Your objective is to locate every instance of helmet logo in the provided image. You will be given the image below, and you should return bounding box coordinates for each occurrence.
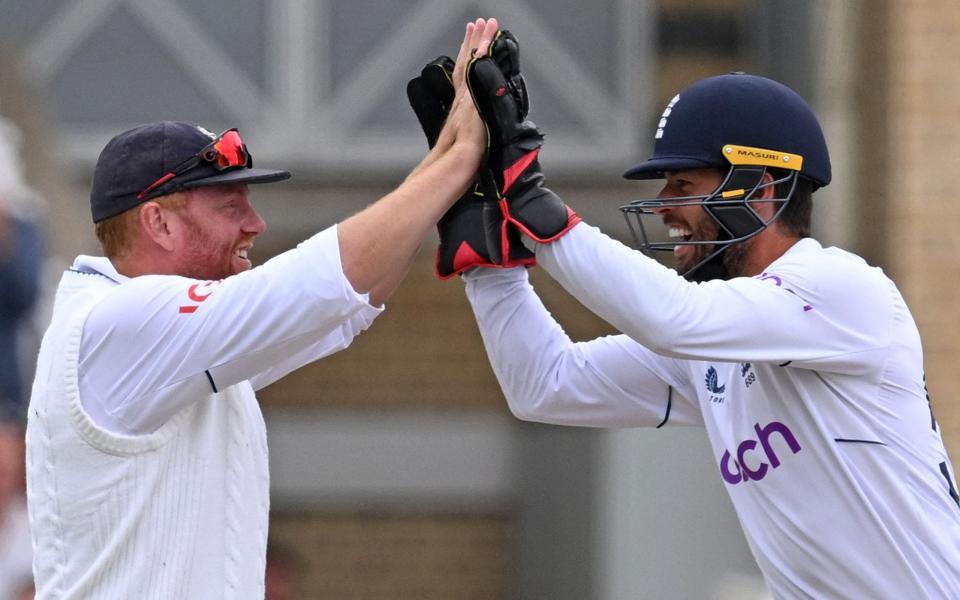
[655,94,680,139]
[722,144,804,172]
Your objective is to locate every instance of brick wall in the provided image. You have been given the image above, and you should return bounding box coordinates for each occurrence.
[257,248,616,412]
[881,0,960,464]
[268,512,515,599]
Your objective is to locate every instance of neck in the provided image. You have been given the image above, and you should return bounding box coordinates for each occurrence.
[109,253,173,278]
[723,226,801,278]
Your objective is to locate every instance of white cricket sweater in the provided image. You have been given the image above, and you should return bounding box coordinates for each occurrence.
[26,226,381,598]
[27,267,270,598]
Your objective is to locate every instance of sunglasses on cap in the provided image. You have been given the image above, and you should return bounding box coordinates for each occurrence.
[137,128,250,200]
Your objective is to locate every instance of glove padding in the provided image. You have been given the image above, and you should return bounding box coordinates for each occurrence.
[467,30,580,242]
[407,54,535,279]
[406,57,455,148]
[435,183,532,279]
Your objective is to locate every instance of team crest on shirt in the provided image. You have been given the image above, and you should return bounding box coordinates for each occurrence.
[740,362,756,387]
[705,366,726,403]
[178,280,222,314]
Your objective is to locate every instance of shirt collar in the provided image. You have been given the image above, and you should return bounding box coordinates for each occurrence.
[70,255,130,284]
[764,237,822,270]
[783,237,821,258]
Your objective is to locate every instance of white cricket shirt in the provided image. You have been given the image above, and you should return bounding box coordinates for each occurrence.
[465,223,960,599]
[77,226,382,435]
[27,225,381,598]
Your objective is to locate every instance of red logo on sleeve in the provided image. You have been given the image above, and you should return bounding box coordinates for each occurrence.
[179,280,221,314]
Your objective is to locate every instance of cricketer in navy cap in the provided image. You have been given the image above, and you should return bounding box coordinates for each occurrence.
[89,121,290,223]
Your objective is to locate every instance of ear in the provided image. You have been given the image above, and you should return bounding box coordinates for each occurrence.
[749,171,779,220]
[137,201,177,252]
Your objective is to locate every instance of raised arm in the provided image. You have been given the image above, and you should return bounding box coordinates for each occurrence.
[464,267,703,427]
[337,18,499,306]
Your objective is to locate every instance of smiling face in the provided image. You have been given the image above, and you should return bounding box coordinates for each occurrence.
[652,168,725,275]
[167,184,266,280]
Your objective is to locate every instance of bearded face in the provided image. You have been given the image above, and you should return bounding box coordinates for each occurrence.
[166,185,265,280]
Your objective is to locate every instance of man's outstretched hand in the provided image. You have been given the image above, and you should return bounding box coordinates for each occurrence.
[467,30,580,243]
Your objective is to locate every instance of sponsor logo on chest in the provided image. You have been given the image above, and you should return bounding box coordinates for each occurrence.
[719,421,803,485]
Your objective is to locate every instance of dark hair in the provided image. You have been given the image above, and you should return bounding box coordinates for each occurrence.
[772,170,813,238]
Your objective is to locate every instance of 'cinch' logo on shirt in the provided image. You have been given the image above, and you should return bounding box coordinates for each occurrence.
[719,421,802,484]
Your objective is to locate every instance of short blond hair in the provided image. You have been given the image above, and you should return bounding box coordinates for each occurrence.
[94,191,189,257]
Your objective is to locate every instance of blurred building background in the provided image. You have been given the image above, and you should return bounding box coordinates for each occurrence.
[1,0,958,598]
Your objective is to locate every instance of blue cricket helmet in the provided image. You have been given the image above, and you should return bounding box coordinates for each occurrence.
[619,73,831,282]
[623,73,831,189]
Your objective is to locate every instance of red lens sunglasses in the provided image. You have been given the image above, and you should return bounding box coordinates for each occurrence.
[137,129,250,200]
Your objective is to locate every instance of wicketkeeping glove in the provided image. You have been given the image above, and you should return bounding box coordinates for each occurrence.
[407,55,535,279]
[406,56,455,148]
[467,30,580,243]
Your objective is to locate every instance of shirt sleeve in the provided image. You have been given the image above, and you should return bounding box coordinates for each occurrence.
[246,311,375,391]
[79,225,382,434]
[535,223,892,375]
[464,267,702,428]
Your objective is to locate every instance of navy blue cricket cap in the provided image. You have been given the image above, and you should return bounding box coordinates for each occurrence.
[90,121,291,223]
[624,73,831,189]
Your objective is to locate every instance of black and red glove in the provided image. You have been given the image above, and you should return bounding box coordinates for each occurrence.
[434,183,521,279]
[407,55,535,279]
[466,30,580,243]
[406,56,455,148]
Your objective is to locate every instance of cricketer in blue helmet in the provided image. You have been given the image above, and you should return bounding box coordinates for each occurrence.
[439,44,960,598]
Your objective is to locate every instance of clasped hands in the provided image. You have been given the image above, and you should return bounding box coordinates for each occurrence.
[407,18,580,279]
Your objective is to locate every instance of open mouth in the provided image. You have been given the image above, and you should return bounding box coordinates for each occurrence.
[668,226,693,256]
[233,246,253,270]
[668,226,693,243]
